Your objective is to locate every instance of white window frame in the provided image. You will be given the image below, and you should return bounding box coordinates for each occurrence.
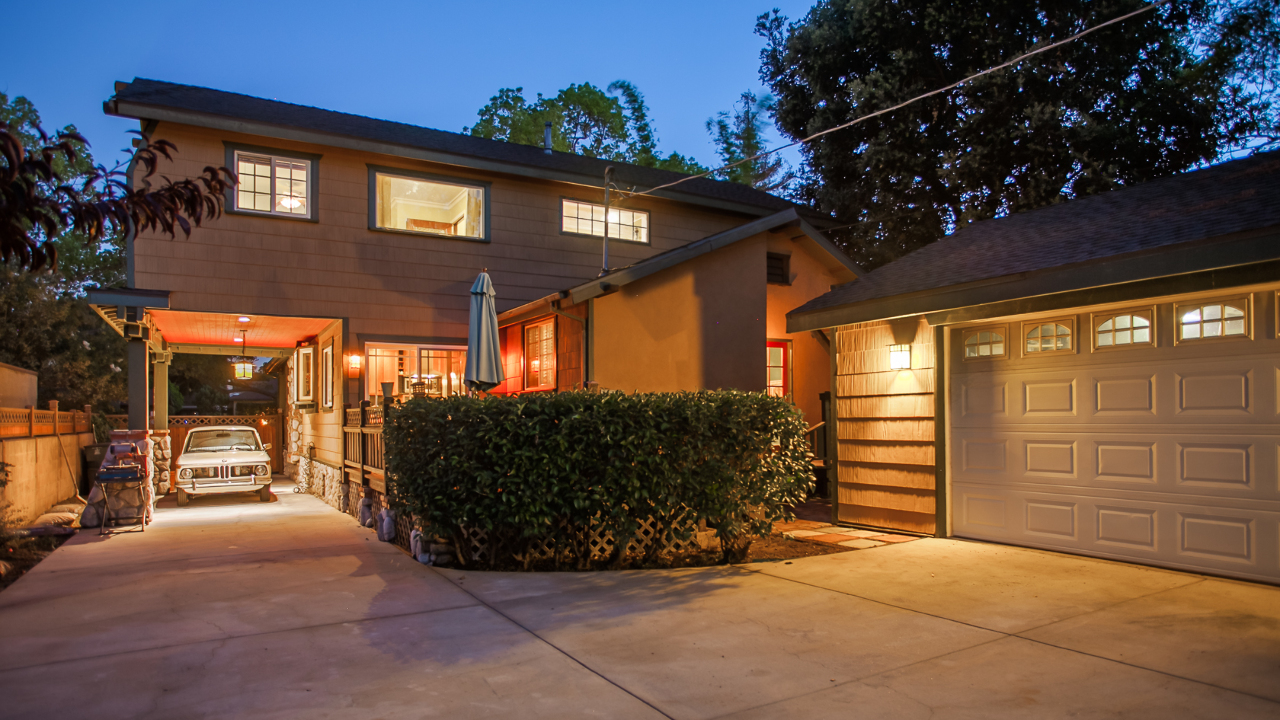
[561,198,650,244]
[368,166,489,241]
[232,150,314,219]
[1174,296,1252,344]
[1021,317,1076,357]
[320,342,334,410]
[961,325,1008,361]
[295,346,315,403]
[364,342,468,401]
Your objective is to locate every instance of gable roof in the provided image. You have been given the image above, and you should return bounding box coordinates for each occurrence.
[106,78,801,218]
[788,149,1280,332]
[499,208,861,324]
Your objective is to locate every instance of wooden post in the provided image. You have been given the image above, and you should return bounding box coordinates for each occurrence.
[49,400,59,436]
[27,405,34,438]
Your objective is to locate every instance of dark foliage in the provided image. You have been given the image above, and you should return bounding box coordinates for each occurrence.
[384,391,813,569]
[1,122,236,272]
[758,0,1280,269]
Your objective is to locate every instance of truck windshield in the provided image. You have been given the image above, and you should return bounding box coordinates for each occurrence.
[185,429,262,453]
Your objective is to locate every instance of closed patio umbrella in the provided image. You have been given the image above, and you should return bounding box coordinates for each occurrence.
[464,269,505,392]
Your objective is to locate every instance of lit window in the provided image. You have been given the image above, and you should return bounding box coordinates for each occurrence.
[963,329,1005,359]
[1178,299,1248,341]
[234,151,311,218]
[767,341,789,398]
[1095,311,1152,348]
[524,320,556,390]
[366,344,466,401]
[1025,320,1073,354]
[418,348,467,398]
[372,169,485,239]
[562,199,649,243]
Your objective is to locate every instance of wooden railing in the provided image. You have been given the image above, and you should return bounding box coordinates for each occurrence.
[805,421,827,467]
[0,404,92,439]
[343,402,386,492]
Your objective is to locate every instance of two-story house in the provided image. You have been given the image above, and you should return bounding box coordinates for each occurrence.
[89,79,859,506]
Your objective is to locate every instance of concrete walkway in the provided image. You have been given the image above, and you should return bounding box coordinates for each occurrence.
[1,481,1278,719]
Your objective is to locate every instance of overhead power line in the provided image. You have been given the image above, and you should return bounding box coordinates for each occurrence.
[623,0,1172,201]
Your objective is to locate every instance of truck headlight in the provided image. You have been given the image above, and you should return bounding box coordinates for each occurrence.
[255,465,269,476]
[179,468,193,480]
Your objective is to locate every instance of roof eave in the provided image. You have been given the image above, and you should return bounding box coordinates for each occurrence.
[786,225,1280,332]
[106,98,783,219]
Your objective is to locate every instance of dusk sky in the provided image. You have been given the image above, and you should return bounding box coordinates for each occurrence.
[4,0,816,172]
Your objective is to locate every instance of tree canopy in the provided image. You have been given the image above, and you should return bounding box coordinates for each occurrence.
[466,81,707,174]
[706,91,793,192]
[758,0,1280,269]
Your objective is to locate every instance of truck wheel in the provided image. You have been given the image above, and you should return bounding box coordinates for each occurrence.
[177,488,189,507]
[259,484,272,502]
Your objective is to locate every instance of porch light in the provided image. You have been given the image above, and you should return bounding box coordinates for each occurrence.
[346,353,362,379]
[889,344,912,370]
[234,360,253,379]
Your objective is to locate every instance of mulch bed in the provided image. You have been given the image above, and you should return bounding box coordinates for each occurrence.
[745,534,854,562]
[1,534,70,592]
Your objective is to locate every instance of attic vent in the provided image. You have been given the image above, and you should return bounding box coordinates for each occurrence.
[766,253,791,285]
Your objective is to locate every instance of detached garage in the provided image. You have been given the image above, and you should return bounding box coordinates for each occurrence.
[788,150,1280,584]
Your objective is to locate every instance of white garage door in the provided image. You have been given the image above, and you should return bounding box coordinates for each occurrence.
[949,292,1280,584]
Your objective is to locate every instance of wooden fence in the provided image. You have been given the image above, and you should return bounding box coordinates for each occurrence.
[105,412,284,472]
[342,403,385,492]
[0,405,92,439]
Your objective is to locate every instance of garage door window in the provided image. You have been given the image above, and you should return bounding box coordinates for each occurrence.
[1094,310,1153,349]
[1023,319,1074,355]
[963,327,1006,359]
[1176,298,1249,342]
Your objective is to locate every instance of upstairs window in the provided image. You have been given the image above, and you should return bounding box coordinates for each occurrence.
[1094,310,1153,349]
[766,253,791,284]
[371,167,486,240]
[524,320,556,391]
[1023,319,1074,356]
[1177,298,1249,342]
[562,199,649,243]
[963,328,1006,359]
[234,151,312,218]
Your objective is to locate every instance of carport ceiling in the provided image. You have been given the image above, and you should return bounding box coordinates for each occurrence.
[149,310,334,349]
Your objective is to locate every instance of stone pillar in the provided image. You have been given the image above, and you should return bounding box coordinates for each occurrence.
[127,335,150,431]
[153,353,169,431]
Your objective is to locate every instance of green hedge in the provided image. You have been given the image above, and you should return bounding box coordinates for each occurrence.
[384,390,814,569]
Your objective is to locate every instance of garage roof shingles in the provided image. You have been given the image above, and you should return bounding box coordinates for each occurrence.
[110,78,798,215]
[791,149,1280,318]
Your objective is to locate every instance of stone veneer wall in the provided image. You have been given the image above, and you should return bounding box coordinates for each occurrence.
[299,456,345,512]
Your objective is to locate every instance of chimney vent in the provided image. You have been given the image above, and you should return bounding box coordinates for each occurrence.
[544,121,553,155]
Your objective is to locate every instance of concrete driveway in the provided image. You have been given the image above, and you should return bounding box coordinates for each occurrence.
[1,482,1277,719]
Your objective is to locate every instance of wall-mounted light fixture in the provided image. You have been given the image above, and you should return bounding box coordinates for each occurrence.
[346,353,362,379]
[889,344,912,370]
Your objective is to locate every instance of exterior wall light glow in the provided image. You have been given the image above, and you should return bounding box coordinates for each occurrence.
[889,344,912,370]
[346,353,362,379]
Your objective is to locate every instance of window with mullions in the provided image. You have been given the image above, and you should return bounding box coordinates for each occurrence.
[766,341,790,398]
[234,151,311,218]
[562,199,649,243]
[1094,310,1153,349]
[963,328,1006,359]
[1176,298,1249,342]
[1023,319,1074,355]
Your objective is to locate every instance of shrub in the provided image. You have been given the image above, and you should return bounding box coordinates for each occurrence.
[384,390,813,569]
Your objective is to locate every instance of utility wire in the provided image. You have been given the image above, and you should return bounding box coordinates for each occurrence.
[623,0,1172,201]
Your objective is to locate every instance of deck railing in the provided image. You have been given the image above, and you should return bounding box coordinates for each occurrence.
[0,404,92,439]
[342,402,386,492]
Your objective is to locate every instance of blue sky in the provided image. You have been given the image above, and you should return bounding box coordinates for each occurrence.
[3,0,816,172]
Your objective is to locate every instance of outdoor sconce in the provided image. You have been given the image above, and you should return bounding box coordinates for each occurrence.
[346,353,362,379]
[889,344,912,370]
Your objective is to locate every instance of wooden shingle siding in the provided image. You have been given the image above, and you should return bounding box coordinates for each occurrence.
[834,317,937,534]
[555,303,587,392]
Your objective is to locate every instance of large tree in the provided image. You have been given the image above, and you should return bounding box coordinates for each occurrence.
[706,91,794,192]
[759,0,1280,269]
[466,81,706,174]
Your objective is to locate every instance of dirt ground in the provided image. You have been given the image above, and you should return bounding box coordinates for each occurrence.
[1,535,68,592]
[745,533,853,562]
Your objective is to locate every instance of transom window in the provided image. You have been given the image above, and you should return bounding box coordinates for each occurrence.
[1177,299,1248,341]
[524,320,556,391]
[963,328,1006,359]
[1095,311,1152,349]
[562,199,649,243]
[1024,319,1074,355]
[372,168,486,239]
[235,151,311,217]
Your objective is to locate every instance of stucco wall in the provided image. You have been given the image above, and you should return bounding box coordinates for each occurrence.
[593,234,767,393]
[1,433,91,525]
[765,234,849,424]
[0,362,37,409]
